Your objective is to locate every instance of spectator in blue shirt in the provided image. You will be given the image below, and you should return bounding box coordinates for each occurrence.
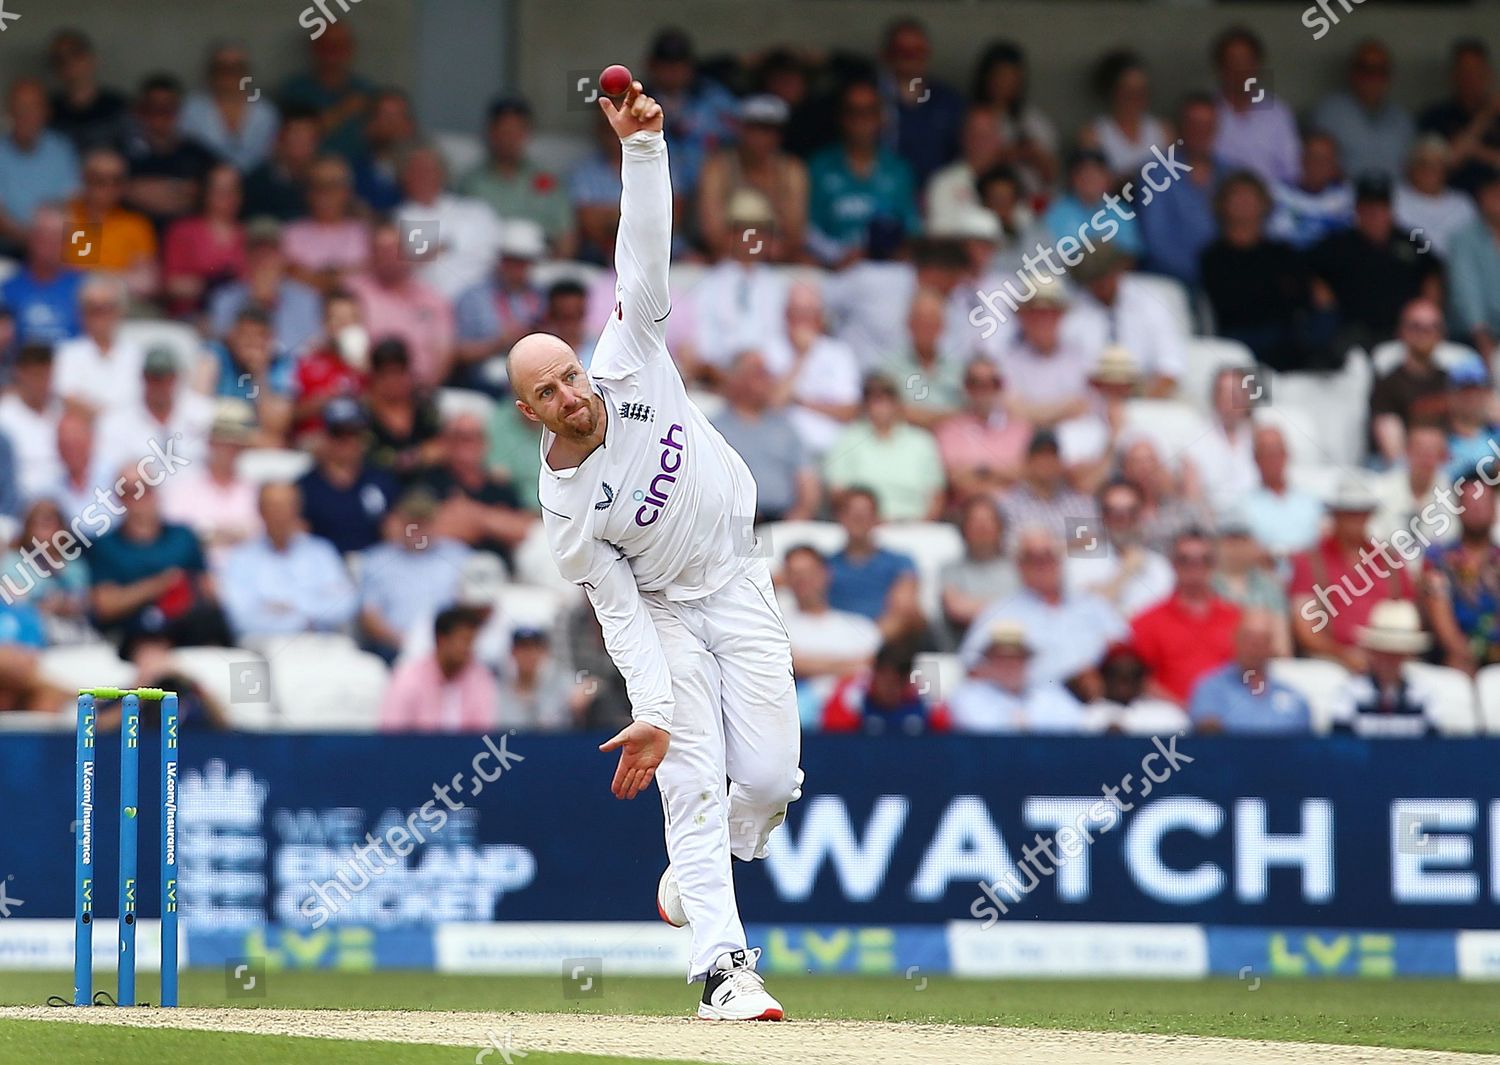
[877,18,964,188]
[219,482,357,640]
[1042,148,1144,259]
[808,80,920,266]
[1189,608,1311,733]
[276,21,377,161]
[88,465,231,650]
[208,218,322,357]
[0,206,86,344]
[642,28,738,201]
[296,396,399,554]
[826,487,926,643]
[356,487,471,661]
[0,77,81,252]
[1139,93,1223,288]
[1446,171,1500,357]
[453,219,546,396]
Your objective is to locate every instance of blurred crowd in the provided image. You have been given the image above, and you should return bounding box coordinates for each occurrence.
[2,19,1500,737]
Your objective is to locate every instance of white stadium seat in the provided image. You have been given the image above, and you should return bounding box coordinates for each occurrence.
[874,520,965,621]
[237,447,315,485]
[0,709,71,732]
[1403,661,1479,736]
[118,319,206,377]
[1180,337,1255,414]
[512,522,586,600]
[495,583,571,633]
[1130,272,1195,338]
[1370,338,1479,377]
[1268,657,1351,734]
[1473,665,1500,735]
[171,645,278,731]
[263,638,389,731]
[39,642,135,693]
[1121,399,1211,472]
[911,651,964,708]
[761,520,845,571]
[532,258,605,292]
[432,129,484,181]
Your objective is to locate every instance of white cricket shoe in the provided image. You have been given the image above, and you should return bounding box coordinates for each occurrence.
[656,865,687,928]
[697,947,784,1021]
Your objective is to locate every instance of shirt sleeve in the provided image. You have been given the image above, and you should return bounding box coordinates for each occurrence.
[547,517,674,731]
[590,130,673,382]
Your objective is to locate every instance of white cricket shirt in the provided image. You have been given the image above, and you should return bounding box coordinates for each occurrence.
[538,130,759,733]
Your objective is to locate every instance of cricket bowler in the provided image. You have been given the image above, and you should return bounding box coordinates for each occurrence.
[508,81,802,1021]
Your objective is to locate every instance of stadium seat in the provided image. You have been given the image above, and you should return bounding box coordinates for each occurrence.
[431,129,485,180]
[761,520,845,571]
[118,319,205,377]
[874,520,965,620]
[1180,337,1255,414]
[911,651,964,708]
[1268,657,1351,734]
[237,447,315,485]
[0,709,70,732]
[532,259,605,292]
[511,522,587,601]
[668,262,707,294]
[1252,402,1330,471]
[436,387,497,423]
[496,583,571,633]
[1130,272,1195,338]
[171,646,278,731]
[0,257,16,284]
[264,639,389,731]
[39,642,134,693]
[1403,661,1480,735]
[1287,462,1345,502]
[1370,338,1478,377]
[1121,399,1211,471]
[1473,665,1500,734]
[689,389,725,419]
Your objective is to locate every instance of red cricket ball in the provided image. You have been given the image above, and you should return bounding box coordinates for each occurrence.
[599,64,633,97]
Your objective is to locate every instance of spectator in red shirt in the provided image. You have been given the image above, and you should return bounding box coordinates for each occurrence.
[1130,527,1241,704]
[1291,476,1417,672]
[293,288,368,438]
[821,640,950,735]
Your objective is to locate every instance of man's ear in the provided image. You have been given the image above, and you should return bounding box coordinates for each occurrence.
[515,398,540,423]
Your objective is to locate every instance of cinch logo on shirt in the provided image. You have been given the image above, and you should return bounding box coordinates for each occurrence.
[634,424,685,527]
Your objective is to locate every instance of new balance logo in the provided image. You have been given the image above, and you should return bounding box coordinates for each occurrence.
[595,482,615,510]
[618,402,653,422]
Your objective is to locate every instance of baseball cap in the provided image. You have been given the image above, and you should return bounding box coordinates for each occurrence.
[649,28,694,63]
[143,345,178,377]
[323,395,367,432]
[1448,356,1491,389]
[210,398,257,444]
[726,187,776,226]
[983,619,1033,655]
[1026,428,1061,455]
[511,626,549,644]
[1354,173,1394,204]
[930,204,1001,242]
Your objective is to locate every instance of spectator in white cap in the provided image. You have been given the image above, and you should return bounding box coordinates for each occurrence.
[1066,246,1185,398]
[692,187,789,375]
[1057,345,1139,491]
[698,93,807,262]
[1328,600,1439,737]
[948,618,1088,733]
[1289,474,1416,671]
[453,217,546,394]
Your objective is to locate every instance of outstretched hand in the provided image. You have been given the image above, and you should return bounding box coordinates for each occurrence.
[599,720,670,799]
[600,82,664,139]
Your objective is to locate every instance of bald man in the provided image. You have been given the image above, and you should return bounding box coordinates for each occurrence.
[508,84,799,1021]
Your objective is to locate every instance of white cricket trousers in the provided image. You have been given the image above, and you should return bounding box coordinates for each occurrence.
[642,561,803,981]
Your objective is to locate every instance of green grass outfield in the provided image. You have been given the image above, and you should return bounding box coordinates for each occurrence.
[1,970,1497,1063]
